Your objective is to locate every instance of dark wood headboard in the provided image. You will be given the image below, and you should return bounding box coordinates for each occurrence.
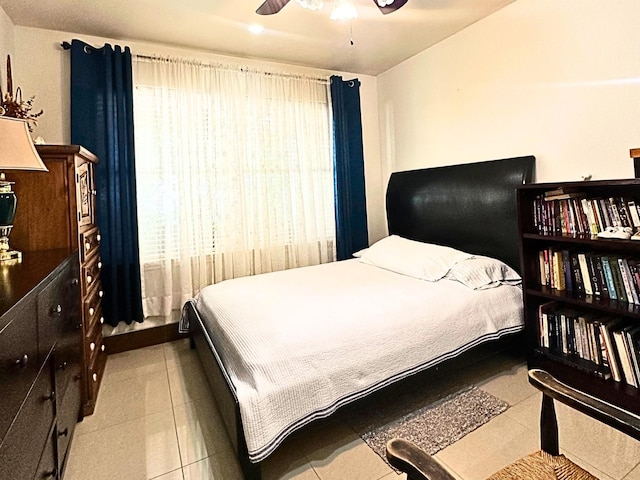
[386,156,535,271]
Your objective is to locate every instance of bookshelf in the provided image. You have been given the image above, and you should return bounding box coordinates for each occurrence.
[517,179,640,417]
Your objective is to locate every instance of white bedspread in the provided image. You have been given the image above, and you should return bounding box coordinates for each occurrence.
[189,259,523,462]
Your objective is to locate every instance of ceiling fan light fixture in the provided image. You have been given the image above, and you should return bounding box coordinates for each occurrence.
[295,0,324,10]
[330,0,358,21]
[376,0,395,5]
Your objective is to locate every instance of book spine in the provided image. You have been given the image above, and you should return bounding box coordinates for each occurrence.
[600,256,618,300]
[599,321,623,382]
[577,253,593,295]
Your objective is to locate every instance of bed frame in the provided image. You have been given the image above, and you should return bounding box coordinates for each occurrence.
[185,155,535,480]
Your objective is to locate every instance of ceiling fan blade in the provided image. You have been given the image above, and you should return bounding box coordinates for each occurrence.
[373,0,408,15]
[256,0,291,15]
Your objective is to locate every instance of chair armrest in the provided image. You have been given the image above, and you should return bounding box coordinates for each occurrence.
[386,438,457,480]
[528,369,640,441]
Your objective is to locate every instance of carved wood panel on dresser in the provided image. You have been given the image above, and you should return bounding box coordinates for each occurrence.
[10,144,106,417]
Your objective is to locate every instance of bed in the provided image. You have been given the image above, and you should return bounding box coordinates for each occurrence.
[181,155,535,480]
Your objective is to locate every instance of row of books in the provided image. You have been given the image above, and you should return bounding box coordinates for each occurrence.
[537,301,640,387]
[532,188,640,237]
[538,248,640,304]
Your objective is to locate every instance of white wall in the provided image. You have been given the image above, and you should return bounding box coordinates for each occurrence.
[0,6,15,97]
[378,0,640,184]
[10,26,386,243]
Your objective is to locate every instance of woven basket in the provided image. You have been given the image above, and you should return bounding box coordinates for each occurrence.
[487,450,599,480]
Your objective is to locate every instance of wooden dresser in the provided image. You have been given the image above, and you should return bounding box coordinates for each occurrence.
[0,249,82,480]
[10,144,106,416]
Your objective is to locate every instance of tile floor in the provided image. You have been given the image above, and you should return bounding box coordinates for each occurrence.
[64,339,640,480]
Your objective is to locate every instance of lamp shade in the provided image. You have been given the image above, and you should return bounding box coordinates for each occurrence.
[0,117,48,172]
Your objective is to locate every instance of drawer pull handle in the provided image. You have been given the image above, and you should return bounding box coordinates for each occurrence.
[101,345,105,352]
[100,316,105,325]
[89,307,95,315]
[58,427,69,438]
[85,242,91,251]
[99,290,104,298]
[51,304,62,315]
[87,275,93,284]
[97,234,101,242]
[15,354,28,368]
[90,342,96,351]
[72,278,79,285]
[44,391,56,402]
[98,261,103,269]
[92,373,97,382]
[92,189,97,196]
[57,362,68,371]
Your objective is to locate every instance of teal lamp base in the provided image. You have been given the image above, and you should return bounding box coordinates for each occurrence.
[0,182,21,262]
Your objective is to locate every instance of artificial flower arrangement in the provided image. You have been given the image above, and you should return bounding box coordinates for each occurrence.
[0,55,43,132]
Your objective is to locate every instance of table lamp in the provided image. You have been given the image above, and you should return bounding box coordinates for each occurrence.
[0,117,48,261]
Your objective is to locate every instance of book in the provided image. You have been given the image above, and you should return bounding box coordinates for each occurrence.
[600,256,618,300]
[538,301,557,349]
[628,200,640,229]
[577,253,593,295]
[609,257,628,303]
[591,254,608,298]
[586,254,601,296]
[619,258,640,305]
[612,322,639,387]
[626,325,640,386]
[570,252,585,294]
[598,317,625,382]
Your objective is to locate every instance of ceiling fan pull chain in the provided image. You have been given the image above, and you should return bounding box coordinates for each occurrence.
[350,23,354,46]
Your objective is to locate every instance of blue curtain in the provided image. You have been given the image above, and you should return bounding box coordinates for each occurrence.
[330,76,368,260]
[67,39,143,326]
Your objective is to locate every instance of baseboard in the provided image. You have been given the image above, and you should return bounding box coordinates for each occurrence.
[103,322,189,354]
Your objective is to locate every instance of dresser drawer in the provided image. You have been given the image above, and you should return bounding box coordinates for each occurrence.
[34,427,58,480]
[87,347,107,405]
[0,357,56,480]
[0,301,39,442]
[83,280,104,332]
[56,374,82,474]
[79,225,101,264]
[36,273,68,361]
[85,317,105,367]
[81,254,102,297]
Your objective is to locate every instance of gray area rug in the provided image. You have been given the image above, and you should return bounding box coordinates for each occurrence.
[349,386,509,467]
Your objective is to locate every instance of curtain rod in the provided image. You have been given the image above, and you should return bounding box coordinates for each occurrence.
[61,42,329,83]
[133,53,330,83]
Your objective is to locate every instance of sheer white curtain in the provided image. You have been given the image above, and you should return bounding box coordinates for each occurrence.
[132,56,336,318]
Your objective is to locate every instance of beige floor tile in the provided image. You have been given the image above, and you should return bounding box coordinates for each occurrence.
[64,409,181,480]
[624,462,640,480]
[554,403,640,479]
[174,400,235,466]
[182,455,244,480]
[477,362,538,406]
[75,369,172,434]
[152,469,185,480]
[164,338,201,370]
[103,344,167,385]
[306,433,393,480]
[435,413,539,480]
[501,390,541,432]
[379,472,407,480]
[262,440,321,480]
[167,359,215,406]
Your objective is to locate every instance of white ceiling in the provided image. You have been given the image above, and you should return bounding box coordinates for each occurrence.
[0,0,515,76]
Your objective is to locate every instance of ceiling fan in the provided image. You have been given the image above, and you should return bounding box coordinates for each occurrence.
[256,0,408,16]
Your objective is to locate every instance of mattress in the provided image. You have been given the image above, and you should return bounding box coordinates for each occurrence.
[185,258,524,462]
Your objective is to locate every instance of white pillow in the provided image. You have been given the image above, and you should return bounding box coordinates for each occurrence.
[354,235,472,281]
[445,256,521,290]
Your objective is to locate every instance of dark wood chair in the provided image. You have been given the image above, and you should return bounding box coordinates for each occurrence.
[386,369,640,480]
